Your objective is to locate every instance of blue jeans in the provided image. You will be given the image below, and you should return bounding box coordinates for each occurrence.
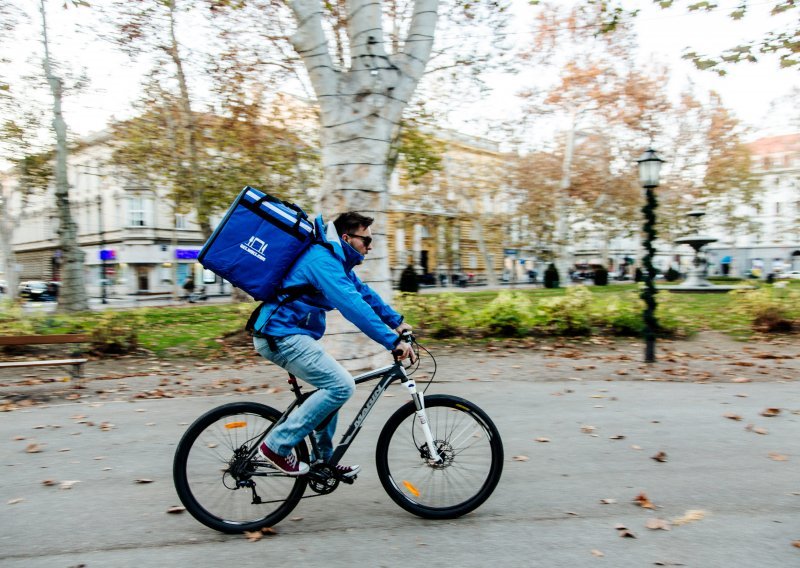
[253,334,355,461]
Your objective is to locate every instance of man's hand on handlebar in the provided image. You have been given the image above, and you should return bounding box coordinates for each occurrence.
[395,322,413,334]
[393,340,417,364]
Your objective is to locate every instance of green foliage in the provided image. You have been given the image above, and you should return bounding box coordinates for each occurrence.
[731,286,799,332]
[396,124,445,184]
[0,300,36,335]
[88,311,141,354]
[473,291,532,337]
[395,293,469,338]
[532,287,593,335]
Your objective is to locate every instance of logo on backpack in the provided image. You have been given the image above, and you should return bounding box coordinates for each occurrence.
[240,235,268,261]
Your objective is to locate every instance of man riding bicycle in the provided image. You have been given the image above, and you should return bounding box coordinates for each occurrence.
[250,212,416,477]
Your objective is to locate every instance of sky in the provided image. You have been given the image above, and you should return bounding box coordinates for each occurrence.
[3,0,799,145]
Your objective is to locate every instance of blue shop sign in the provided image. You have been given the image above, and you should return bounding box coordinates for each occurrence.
[176,249,200,260]
[99,249,116,261]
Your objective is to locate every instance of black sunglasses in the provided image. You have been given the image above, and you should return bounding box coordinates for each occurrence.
[346,233,373,247]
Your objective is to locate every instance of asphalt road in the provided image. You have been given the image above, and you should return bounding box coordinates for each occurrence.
[1,374,798,568]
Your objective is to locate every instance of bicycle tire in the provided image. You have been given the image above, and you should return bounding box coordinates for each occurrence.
[375,394,503,519]
[173,401,308,533]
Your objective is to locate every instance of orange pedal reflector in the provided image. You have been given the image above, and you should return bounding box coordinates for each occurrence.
[403,480,420,497]
[224,421,247,429]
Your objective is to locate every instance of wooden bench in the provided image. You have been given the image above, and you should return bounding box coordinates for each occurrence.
[0,334,91,381]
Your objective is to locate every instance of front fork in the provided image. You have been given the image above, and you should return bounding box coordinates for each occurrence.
[401,369,443,464]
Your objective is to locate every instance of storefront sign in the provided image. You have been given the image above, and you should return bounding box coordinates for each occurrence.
[176,249,200,260]
[100,249,116,261]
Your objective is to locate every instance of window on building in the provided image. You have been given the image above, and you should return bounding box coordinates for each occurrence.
[128,196,147,227]
[775,202,781,215]
[175,213,187,230]
[469,254,477,269]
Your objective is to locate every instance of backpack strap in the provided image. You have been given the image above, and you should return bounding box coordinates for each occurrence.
[245,284,320,337]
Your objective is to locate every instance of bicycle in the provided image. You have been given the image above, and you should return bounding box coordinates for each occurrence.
[172,333,504,533]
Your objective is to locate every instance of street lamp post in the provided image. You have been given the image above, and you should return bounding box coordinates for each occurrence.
[96,195,107,305]
[637,148,664,364]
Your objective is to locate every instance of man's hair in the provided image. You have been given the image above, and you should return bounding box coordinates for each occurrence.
[333,212,373,236]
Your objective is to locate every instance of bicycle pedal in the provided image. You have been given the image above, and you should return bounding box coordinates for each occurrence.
[340,475,356,484]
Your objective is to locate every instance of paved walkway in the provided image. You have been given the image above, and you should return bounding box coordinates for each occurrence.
[0,333,798,567]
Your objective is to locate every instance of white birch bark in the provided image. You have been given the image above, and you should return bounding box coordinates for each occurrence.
[289,0,438,369]
[0,180,18,302]
[40,0,88,312]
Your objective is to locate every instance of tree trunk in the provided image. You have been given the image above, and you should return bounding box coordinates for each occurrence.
[167,1,210,239]
[473,216,497,286]
[290,0,438,370]
[554,107,578,285]
[0,181,19,302]
[40,0,88,312]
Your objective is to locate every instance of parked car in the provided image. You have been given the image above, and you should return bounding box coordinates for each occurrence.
[777,270,800,280]
[18,280,59,301]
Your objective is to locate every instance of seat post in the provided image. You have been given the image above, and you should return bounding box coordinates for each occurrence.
[287,373,303,397]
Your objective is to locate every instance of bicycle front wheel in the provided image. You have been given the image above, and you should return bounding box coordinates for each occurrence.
[375,394,503,519]
[173,401,308,533]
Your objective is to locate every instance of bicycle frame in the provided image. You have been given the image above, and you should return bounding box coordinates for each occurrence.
[250,358,442,468]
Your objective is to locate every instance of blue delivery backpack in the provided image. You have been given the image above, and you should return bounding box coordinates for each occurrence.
[198,186,315,300]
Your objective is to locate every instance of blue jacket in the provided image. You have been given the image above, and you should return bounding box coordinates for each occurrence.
[252,215,404,351]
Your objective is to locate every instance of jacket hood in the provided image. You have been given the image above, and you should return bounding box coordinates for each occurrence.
[314,214,364,271]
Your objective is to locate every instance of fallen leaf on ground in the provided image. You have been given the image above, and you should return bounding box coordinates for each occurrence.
[60,480,80,490]
[633,492,655,509]
[512,455,529,462]
[768,453,788,461]
[166,506,185,514]
[135,478,154,484]
[7,498,24,505]
[609,435,626,440]
[723,413,742,421]
[761,408,781,417]
[581,425,596,433]
[745,424,768,435]
[671,510,706,525]
[732,377,751,383]
[792,541,800,548]
[600,498,616,504]
[535,437,550,443]
[645,518,671,531]
[651,451,668,463]
[42,479,57,486]
[590,549,604,557]
[261,527,277,535]
[25,443,43,453]
[244,531,263,542]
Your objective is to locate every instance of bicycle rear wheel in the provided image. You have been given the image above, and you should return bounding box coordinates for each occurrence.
[173,401,308,533]
[375,394,503,519]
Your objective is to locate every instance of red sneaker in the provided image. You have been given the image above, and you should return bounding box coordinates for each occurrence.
[258,443,309,476]
[332,463,361,478]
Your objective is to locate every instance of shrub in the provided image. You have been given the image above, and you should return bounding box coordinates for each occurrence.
[394,293,468,338]
[543,263,560,288]
[473,291,531,337]
[89,311,142,354]
[592,290,683,337]
[731,287,798,333]
[593,267,609,286]
[532,287,593,335]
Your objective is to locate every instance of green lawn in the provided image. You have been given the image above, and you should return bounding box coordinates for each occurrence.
[1,281,797,357]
